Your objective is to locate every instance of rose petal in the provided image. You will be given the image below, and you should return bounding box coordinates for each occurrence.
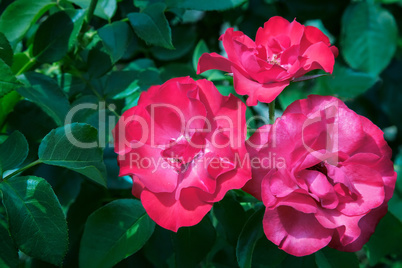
[336,165,385,216]
[329,205,388,251]
[256,17,304,47]
[263,206,333,257]
[299,170,339,209]
[300,25,331,53]
[197,52,233,74]
[299,42,335,75]
[141,187,213,232]
[220,28,256,67]
[118,143,178,193]
[315,208,363,246]
[231,66,289,106]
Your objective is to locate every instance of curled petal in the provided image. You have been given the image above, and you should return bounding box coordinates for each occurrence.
[197,52,233,74]
[232,66,289,106]
[263,206,333,257]
[299,42,335,75]
[141,188,213,232]
[256,16,304,47]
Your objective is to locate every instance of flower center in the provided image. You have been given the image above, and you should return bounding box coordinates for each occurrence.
[307,161,328,176]
[162,135,204,174]
[267,54,281,65]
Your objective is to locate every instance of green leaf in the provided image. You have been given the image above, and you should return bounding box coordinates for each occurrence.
[0,131,28,173]
[150,24,196,61]
[70,95,117,146]
[79,199,155,268]
[341,2,398,75]
[389,149,402,221]
[311,63,378,99]
[98,21,134,63]
[65,9,87,50]
[17,72,70,126]
[176,0,247,10]
[0,58,21,99]
[192,39,209,72]
[0,33,13,67]
[160,63,196,82]
[11,53,35,75]
[142,226,174,267]
[173,216,216,267]
[65,181,109,265]
[365,213,402,266]
[315,247,358,268]
[103,70,139,98]
[0,0,56,43]
[87,48,113,78]
[0,91,20,129]
[213,193,247,244]
[69,0,117,20]
[251,237,287,267]
[38,123,107,187]
[33,11,75,63]
[0,176,68,266]
[236,205,265,268]
[278,81,311,110]
[95,0,117,20]
[0,198,18,268]
[128,3,174,49]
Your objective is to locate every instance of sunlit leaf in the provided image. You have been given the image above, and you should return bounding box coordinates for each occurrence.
[128,3,174,49]
[341,2,398,75]
[0,176,68,266]
[38,123,107,187]
[79,199,155,268]
[0,131,28,174]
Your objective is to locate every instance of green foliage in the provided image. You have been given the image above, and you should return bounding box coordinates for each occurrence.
[33,11,76,63]
[98,21,134,63]
[341,2,398,76]
[0,200,18,268]
[79,199,155,268]
[17,72,70,126]
[173,216,216,267]
[0,0,56,43]
[0,0,401,266]
[315,247,359,268]
[128,3,173,49]
[365,213,402,265]
[0,59,21,98]
[38,123,107,186]
[0,131,28,175]
[311,63,379,99]
[0,176,68,266]
[0,33,13,67]
[176,0,247,11]
[236,205,265,268]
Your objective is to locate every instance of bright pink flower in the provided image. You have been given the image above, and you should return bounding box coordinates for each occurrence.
[197,16,338,106]
[244,95,396,256]
[113,76,251,232]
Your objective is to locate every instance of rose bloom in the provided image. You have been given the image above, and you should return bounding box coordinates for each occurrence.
[244,95,396,256]
[113,77,251,232]
[197,16,338,106]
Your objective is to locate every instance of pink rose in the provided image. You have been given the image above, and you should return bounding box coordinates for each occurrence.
[244,95,396,256]
[197,16,338,106]
[113,77,251,232]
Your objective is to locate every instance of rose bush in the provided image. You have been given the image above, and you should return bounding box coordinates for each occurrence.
[244,95,396,256]
[197,16,338,106]
[113,76,251,232]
